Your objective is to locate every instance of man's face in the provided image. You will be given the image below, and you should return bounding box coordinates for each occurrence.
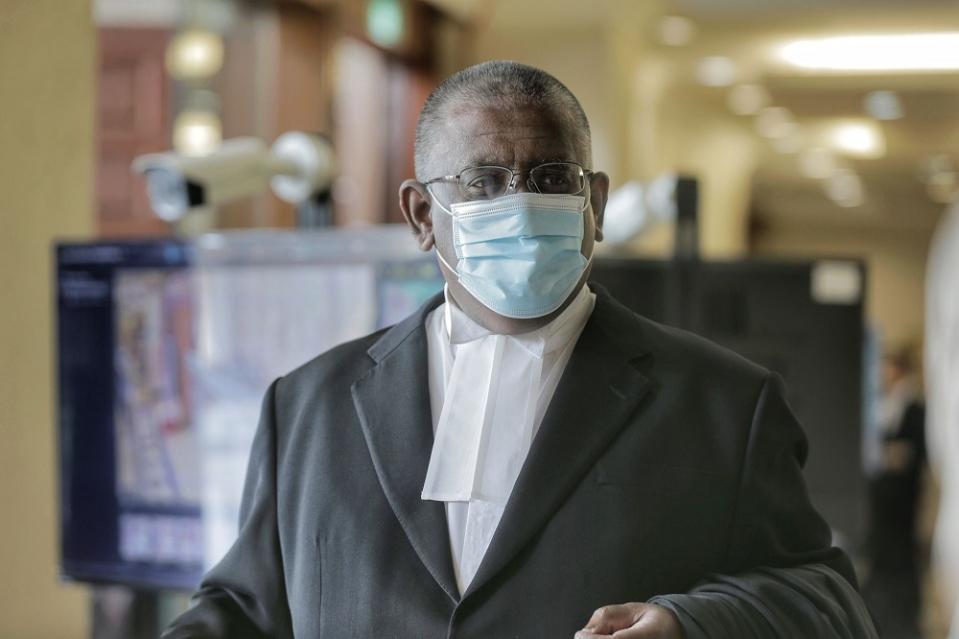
[400,104,609,335]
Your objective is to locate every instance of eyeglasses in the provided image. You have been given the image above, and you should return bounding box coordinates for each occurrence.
[423,162,593,205]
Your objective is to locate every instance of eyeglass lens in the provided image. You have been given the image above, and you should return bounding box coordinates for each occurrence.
[457,163,586,201]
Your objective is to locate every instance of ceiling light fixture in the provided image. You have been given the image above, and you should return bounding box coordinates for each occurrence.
[755,106,797,139]
[727,84,771,116]
[864,91,904,120]
[173,110,222,157]
[778,32,959,72]
[658,16,697,47]
[166,29,224,80]
[825,170,865,208]
[800,147,839,180]
[696,56,737,87]
[831,121,885,158]
[771,129,804,154]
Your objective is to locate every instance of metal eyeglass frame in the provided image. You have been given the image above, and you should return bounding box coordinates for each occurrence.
[422,161,595,203]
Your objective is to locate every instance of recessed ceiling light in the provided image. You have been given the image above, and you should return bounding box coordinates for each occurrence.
[864,91,904,121]
[927,178,958,204]
[727,84,771,116]
[800,147,839,180]
[173,110,222,157]
[919,154,958,203]
[658,16,696,47]
[919,153,955,181]
[778,32,959,72]
[166,29,224,80]
[696,56,737,87]
[772,129,804,154]
[825,170,865,208]
[755,106,796,139]
[831,121,885,158]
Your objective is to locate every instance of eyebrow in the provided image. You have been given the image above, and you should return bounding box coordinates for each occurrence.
[460,157,575,169]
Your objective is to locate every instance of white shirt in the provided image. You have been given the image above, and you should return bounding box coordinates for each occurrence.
[423,284,596,594]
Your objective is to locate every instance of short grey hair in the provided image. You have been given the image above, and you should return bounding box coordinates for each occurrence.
[413,60,592,181]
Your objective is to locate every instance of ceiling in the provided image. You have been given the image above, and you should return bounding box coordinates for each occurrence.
[428,0,958,29]
[427,0,959,232]
[675,0,956,16]
[654,4,959,231]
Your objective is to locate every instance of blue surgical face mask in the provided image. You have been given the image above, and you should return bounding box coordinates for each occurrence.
[430,191,592,319]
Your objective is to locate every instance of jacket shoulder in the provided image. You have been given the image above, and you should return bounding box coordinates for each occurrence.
[275,326,389,400]
[271,291,443,420]
[645,315,767,382]
[598,290,770,390]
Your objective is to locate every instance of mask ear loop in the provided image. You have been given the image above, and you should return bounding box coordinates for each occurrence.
[579,175,593,212]
[425,183,455,217]
[435,244,458,275]
[579,183,596,263]
[425,184,460,276]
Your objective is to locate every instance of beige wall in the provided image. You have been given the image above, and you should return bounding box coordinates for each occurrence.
[651,100,758,258]
[0,1,95,637]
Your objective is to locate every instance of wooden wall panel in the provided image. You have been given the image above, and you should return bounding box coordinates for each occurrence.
[96,28,172,238]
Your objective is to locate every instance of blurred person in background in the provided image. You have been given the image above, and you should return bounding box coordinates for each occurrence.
[863,346,926,639]
[926,201,959,639]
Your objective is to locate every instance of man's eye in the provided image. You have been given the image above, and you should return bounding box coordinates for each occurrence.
[465,176,499,193]
[537,173,573,190]
[465,178,488,190]
[540,174,569,186]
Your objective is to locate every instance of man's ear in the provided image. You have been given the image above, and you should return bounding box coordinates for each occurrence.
[588,171,610,243]
[399,179,434,251]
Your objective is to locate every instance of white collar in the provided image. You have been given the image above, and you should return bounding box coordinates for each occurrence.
[442,284,595,359]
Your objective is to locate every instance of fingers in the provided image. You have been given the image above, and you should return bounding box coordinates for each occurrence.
[577,603,643,636]
[609,609,678,638]
[575,603,682,639]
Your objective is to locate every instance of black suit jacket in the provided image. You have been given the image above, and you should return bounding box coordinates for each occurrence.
[164,285,877,638]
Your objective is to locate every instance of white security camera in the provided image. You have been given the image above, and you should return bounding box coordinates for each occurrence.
[601,174,681,245]
[132,132,335,223]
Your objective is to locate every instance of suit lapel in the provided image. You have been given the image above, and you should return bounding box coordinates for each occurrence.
[350,294,461,603]
[462,288,654,600]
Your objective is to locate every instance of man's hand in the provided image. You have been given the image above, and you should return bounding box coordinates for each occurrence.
[574,603,684,639]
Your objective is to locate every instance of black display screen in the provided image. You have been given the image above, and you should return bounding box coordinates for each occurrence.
[56,240,204,591]
[591,257,867,546]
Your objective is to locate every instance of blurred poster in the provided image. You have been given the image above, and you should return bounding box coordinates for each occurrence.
[114,269,198,508]
[192,263,379,567]
[113,269,203,568]
[377,260,443,328]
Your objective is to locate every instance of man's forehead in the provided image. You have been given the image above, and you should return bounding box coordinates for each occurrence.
[434,104,579,169]
[447,102,566,133]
